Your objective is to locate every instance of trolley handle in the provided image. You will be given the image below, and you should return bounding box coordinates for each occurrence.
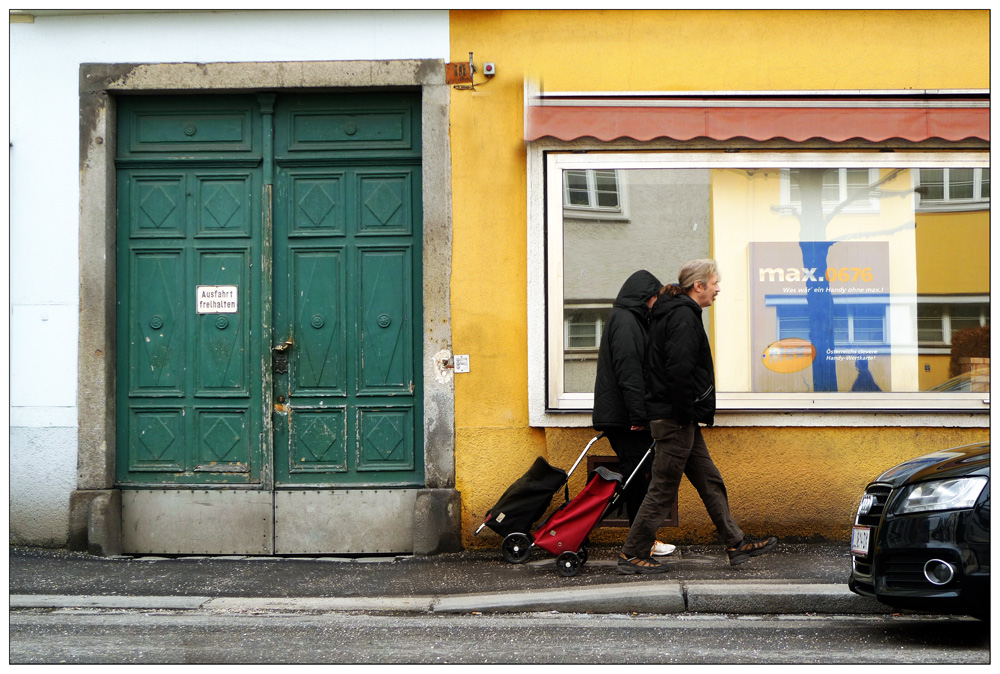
[566,432,605,480]
[599,441,655,522]
[561,432,605,503]
[621,442,655,491]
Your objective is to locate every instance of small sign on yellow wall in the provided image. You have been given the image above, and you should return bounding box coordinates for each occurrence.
[445,62,473,84]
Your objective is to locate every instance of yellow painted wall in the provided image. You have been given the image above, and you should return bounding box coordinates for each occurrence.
[449,10,989,548]
[916,210,990,296]
[544,427,988,545]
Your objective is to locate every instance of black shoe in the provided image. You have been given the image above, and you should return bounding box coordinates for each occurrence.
[727,536,778,567]
[617,553,669,575]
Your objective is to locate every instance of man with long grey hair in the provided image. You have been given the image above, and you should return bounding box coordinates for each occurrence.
[617,259,778,574]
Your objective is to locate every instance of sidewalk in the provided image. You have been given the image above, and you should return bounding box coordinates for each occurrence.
[9,543,889,616]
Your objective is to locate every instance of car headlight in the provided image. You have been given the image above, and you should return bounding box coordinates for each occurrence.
[891,476,988,515]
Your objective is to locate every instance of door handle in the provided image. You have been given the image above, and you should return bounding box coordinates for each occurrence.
[272,340,293,374]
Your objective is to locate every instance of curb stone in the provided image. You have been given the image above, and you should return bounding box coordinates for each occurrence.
[11,582,890,615]
[684,583,890,615]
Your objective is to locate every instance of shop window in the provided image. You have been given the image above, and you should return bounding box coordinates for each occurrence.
[541,153,989,412]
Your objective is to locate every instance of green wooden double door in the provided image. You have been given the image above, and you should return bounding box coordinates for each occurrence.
[116,92,423,497]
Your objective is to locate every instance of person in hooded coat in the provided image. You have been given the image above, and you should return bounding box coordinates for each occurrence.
[592,269,676,558]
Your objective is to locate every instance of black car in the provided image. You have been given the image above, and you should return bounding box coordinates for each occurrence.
[848,442,990,620]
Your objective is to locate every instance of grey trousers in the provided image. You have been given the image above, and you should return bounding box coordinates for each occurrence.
[622,418,744,557]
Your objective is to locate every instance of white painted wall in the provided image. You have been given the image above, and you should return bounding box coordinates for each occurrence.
[8,9,450,546]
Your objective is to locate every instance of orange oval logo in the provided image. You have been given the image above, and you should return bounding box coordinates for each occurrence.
[762,338,817,373]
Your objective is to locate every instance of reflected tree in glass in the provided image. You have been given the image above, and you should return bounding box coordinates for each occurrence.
[782,169,906,392]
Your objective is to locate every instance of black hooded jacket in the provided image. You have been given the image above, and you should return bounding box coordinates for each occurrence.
[644,292,716,426]
[592,270,662,430]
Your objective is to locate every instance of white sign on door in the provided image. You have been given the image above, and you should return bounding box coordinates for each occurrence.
[196,285,239,314]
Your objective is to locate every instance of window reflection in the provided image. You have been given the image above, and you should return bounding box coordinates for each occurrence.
[561,169,710,393]
[559,165,989,399]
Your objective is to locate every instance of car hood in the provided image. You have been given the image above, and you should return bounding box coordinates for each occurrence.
[873,442,990,487]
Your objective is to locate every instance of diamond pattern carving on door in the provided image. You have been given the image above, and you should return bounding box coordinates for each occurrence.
[197,175,252,236]
[131,409,184,471]
[133,252,184,393]
[359,248,410,392]
[292,173,345,235]
[290,409,347,472]
[357,407,413,471]
[359,174,410,233]
[197,409,249,472]
[134,175,185,236]
[292,250,344,394]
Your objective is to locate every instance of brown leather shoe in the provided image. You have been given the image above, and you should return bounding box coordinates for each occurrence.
[727,536,778,566]
[617,552,669,575]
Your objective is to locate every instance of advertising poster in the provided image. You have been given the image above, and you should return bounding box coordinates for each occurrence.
[750,241,891,394]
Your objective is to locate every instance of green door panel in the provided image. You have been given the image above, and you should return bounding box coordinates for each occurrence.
[130,174,187,237]
[119,101,256,156]
[358,246,412,393]
[128,408,185,473]
[196,251,249,395]
[357,406,415,473]
[130,250,185,395]
[291,249,345,393]
[272,92,422,486]
[288,408,348,474]
[358,170,414,235]
[275,93,420,157]
[117,96,264,486]
[117,91,422,489]
[288,171,347,235]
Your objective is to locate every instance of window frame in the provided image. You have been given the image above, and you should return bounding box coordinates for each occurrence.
[780,168,882,214]
[562,168,630,220]
[917,296,990,353]
[563,303,610,353]
[772,295,890,350]
[528,149,990,427]
[915,167,990,211]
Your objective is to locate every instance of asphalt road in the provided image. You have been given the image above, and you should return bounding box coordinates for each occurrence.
[10,609,990,664]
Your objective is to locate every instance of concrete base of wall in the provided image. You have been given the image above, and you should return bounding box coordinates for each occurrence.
[71,487,461,557]
[68,489,122,557]
[413,488,463,555]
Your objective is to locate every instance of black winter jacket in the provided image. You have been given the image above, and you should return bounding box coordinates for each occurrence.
[592,270,662,430]
[644,293,716,426]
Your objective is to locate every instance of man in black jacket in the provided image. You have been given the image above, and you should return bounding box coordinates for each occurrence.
[617,260,777,574]
[593,270,675,558]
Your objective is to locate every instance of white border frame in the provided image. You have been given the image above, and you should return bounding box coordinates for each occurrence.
[527,149,990,428]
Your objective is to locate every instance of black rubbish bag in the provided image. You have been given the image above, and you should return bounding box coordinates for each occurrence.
[482,457,567,538]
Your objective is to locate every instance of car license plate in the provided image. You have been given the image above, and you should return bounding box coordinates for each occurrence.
[851,526,871,556]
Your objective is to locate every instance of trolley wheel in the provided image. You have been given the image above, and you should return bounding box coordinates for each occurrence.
[577,546,589,565]
[556,551,583,577]
[501,533,532,564]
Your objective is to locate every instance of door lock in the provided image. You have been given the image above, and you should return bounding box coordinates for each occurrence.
[272,340,293,374]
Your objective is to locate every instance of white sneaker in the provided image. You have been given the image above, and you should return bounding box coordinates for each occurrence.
[651,540,676,556]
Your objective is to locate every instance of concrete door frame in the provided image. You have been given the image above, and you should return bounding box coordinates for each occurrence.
[73,60,458,556]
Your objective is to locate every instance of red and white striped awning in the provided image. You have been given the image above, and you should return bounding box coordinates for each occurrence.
[524,90,989,143]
